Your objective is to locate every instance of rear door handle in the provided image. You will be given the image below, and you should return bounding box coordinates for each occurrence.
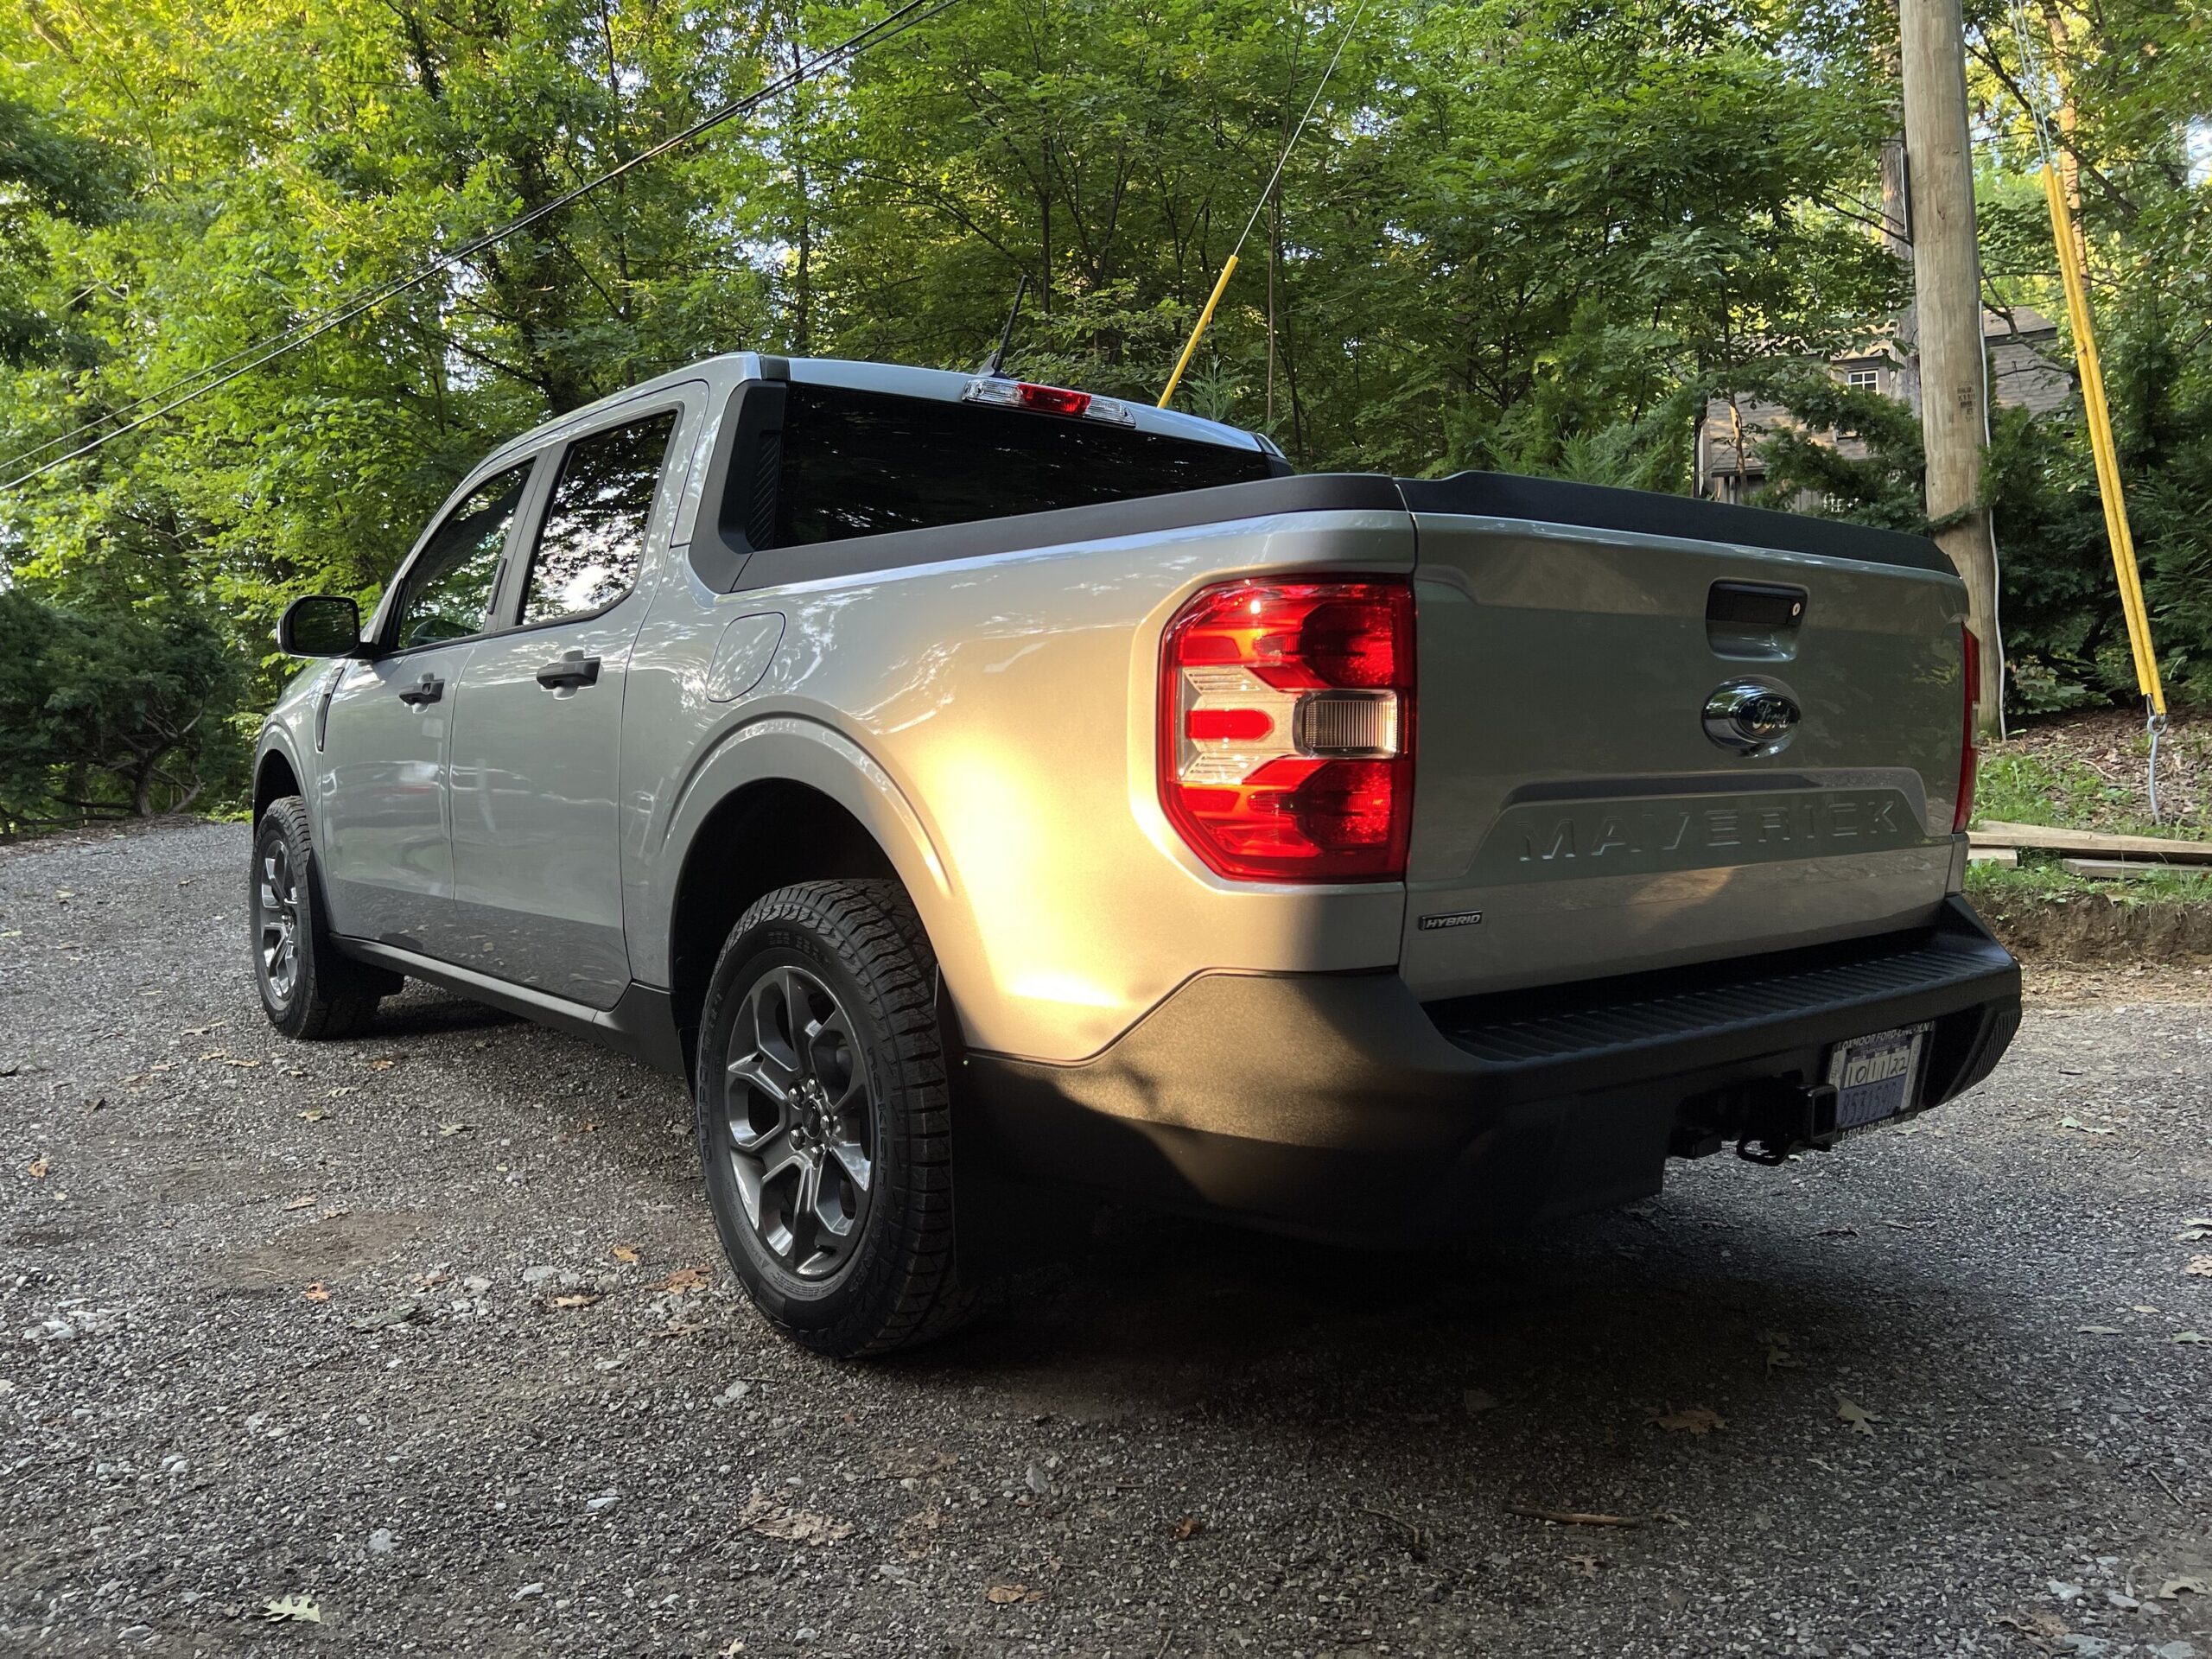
[534,652,601,691]
[397,674,444,708]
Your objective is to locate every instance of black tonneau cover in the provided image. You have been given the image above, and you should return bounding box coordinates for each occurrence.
[711,467,1951,591]
[1395,471,1950,575]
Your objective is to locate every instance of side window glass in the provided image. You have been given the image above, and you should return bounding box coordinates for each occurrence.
[394,464,531,649]
[520,411,677,626]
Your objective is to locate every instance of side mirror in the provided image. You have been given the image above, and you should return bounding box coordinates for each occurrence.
[276,595,363,658]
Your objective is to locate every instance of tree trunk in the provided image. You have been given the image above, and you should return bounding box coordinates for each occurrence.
[1899,0,2001,726]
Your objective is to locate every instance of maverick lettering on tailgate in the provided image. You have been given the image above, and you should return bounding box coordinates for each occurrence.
[1469,788,1926,884]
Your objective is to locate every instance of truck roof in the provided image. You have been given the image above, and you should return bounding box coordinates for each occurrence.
[482,353,1279,474]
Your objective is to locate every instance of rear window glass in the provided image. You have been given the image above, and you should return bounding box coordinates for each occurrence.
[772,382,1275,547]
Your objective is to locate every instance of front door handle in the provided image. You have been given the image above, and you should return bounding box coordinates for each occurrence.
[535,652,602,692]
[397,674,444,708]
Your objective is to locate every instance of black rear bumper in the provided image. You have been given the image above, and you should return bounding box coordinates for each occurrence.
[959,898,2020,1243]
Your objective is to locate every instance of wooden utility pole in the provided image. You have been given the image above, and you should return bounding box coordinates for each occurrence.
[1899,0,2002,722]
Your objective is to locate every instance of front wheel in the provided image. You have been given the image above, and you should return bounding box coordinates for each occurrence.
[250,798,390,1040]
[696,880,971,1357]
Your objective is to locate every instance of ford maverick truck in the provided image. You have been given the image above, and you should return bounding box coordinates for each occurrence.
[251,353,2021,1355]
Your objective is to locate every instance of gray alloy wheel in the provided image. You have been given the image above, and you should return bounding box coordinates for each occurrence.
[255,839,302,1007]
[720,963,877,1282]
[695,879,976,1357]
[249,796,392,1040]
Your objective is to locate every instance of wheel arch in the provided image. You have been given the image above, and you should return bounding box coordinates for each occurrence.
[664,777,907,1038]
[252,742,303,823]
[655,714,977,1030]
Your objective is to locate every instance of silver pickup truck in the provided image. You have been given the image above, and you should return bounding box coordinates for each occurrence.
[252,353,2020,1355]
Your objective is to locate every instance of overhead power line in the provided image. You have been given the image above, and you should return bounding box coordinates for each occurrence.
[2,0,962,493]
[1157,0,1368,409]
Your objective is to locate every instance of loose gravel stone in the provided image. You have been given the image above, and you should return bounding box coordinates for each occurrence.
[3,820,2212,1656]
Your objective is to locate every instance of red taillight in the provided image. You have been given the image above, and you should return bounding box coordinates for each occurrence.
[1954,624,1980,834]
[1159,579,1414,882]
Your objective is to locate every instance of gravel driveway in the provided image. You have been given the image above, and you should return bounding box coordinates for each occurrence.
[4,820,2210,1658]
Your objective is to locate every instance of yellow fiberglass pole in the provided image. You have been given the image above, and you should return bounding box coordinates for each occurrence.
[2041,162,2164,715]
[1158,254,1240,410]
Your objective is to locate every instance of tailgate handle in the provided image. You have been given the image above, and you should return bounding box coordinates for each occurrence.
[1707,581,1806,662]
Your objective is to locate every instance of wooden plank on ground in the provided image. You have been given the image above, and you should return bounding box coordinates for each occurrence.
[1967,847,2018,867]
[2060,857,2212,882]
[1970,820,2212,864]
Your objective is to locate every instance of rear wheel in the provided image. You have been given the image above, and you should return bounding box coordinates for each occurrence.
[250,798,390,1040]
[696,879,971,1357]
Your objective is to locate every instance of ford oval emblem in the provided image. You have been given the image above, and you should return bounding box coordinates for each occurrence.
[1703,679,1802,757]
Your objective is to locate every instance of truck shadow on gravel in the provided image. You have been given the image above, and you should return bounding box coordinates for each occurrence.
[889,1192,1966,1450]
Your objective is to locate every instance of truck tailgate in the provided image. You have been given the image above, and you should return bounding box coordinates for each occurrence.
[1399,474,1968,1001]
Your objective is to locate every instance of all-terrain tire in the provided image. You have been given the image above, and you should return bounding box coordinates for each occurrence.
[696,879,975,1357]
[249,797,391,1040]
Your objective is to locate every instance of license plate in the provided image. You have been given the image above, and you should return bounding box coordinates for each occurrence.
[1827,1023,1931,1131]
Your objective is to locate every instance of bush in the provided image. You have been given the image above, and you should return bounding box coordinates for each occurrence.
[0,590,246,827]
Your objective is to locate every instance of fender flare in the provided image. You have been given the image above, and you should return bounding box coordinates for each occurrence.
[639,714,961,988]
[252,728,309,817]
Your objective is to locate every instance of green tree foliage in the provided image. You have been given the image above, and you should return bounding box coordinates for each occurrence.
[0,0,2202,809]
[0,588,244,825]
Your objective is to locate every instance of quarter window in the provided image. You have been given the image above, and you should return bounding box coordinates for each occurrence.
[393,463,531,650]
[520,412,677,626]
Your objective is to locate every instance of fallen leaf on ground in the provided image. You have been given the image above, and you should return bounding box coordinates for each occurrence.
[1462,1388,1500,1415]
[1650,1405,1726,1435]
[985,1583,1044,1605]
[283,1196,315,1211]
[2160,1576,2210,1599]
[26,1156,48,1179]
[2185,1255,2212,1279]
[2058,1116,2114,1135]
[550,1292,601,1310]
[2173,1331,2209,1344]
[1508,1506,1639,1528]
[1836,1396,1879,1434]
[437,1122,469,1136]
[299,1108,327,1122]
[2078,1325,2126,1335]
[652,1266,710,1294]
[302,1282,331,1303]
[738,1491,852,1544]
[1172,1515,1205,1541]
[178,1022,225,1037]
[573,1119,601,1134]
[365,1057,399,1071]
[611,1243,641,1265]
[260,1594,321,1624]
[1568,1554,1604,1578]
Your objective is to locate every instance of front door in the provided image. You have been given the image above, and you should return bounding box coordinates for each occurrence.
[315,461,537,954]
[447,407,682,1009]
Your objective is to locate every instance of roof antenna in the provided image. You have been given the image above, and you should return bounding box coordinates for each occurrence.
[976,272,1030,378]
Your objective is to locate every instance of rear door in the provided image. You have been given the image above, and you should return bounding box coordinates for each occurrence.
[1398,475,1969,1001]
[316,461,538,953]
[445,399,689,1009]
